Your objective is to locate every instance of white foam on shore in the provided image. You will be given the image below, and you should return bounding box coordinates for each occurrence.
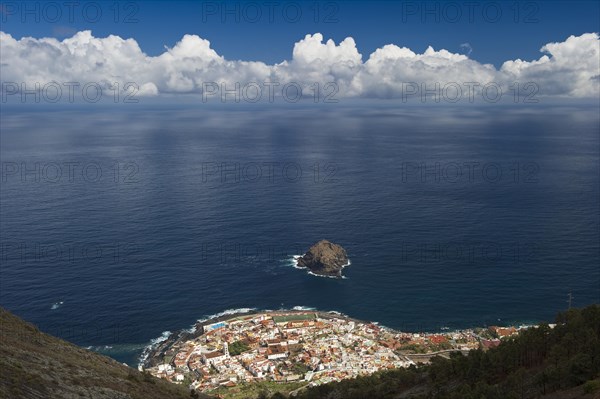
[292,306,317,311]
[138,330,172,366]
[371,322,393,330]
[307,271,349,280]
[291,255,304,269]
[196,307,256,324]
[290,255,350,279]
[326,310,350,318]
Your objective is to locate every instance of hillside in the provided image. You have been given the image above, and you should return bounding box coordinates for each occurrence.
[0,307,211,399]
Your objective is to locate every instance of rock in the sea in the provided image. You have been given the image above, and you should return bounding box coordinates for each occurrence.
[297,240,349,277]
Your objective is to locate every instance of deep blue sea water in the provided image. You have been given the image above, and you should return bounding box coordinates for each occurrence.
[1,103,599,365]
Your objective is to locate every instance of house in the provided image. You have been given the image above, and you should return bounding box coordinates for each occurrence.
[489,326,517,338]
[267,345,288,360]
[203,350,227,364]
[429,335,448,345]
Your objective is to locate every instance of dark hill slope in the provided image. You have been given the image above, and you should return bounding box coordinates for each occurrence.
[0,307,211,399]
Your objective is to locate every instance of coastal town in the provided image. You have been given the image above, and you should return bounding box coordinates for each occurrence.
[142,310,532,395]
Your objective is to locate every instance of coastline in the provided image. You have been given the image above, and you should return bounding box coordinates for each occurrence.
[140,308,367,369]
[139,306,536,371]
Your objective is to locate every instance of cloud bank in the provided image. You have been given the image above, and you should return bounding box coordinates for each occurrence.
[1,31,598,100]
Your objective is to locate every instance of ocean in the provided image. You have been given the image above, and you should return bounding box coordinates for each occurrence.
[1,103,598,366]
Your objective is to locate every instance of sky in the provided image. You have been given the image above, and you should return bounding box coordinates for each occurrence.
[1,0,599,102]
[2,0,599,67]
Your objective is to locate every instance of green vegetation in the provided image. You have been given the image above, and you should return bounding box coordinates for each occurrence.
[583,379,600,394]
[429,342,453,351]
[275,305,600,399]
[211,381,306,399]
[291,362,311,375]
[228,340,251,356]
[398,344,428,354]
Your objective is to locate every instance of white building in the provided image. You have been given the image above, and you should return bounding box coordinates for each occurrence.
[203,350,227,365]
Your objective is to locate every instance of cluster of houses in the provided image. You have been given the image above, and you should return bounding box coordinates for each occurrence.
[145,311,529,393]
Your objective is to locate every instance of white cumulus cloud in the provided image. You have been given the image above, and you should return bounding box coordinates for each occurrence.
[0,30,598,99]
[500,33,600,97]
